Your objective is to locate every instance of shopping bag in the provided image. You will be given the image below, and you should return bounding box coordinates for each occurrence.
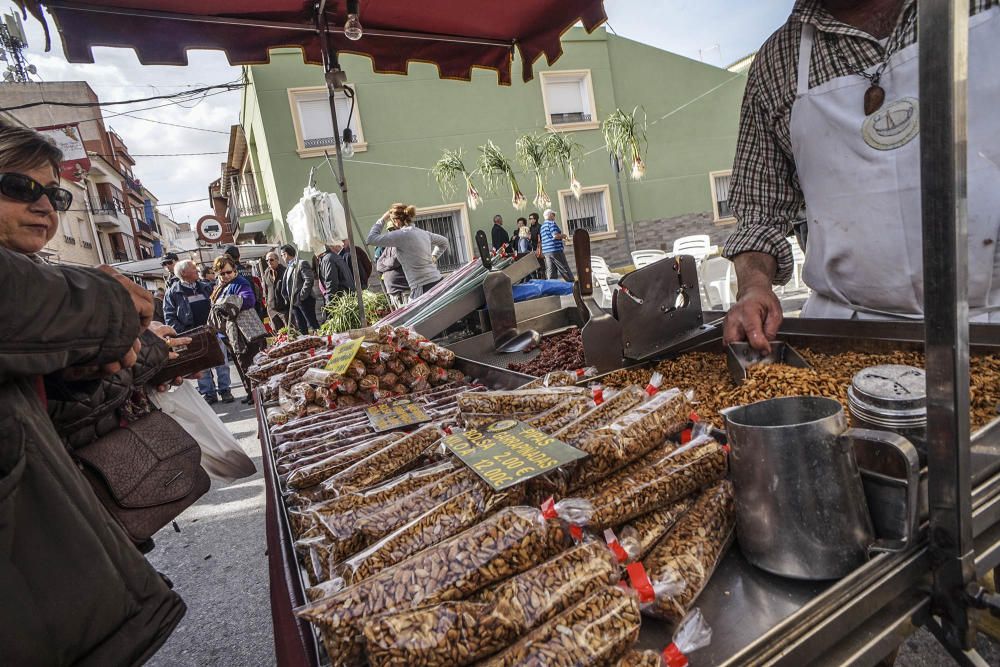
[150,382,257,483]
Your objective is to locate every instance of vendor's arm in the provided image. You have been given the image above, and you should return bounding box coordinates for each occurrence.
[0,248,142,381]
[722,72,804,353]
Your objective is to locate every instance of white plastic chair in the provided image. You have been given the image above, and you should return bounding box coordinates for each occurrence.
[672,234,713,262]
[790,237,806,291]
[700,257,737,310]
[591,258,617,309]
[631,249,669,269]
[592,255,622,285]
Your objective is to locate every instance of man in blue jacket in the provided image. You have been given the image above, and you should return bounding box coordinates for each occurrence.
[164,259,233,404]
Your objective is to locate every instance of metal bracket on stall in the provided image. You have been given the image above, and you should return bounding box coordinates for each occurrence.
[483,270,541,353]
[613,255,709,361]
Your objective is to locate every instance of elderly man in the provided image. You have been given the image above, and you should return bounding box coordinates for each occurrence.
[723,0,999,353]
[491,214,510,252]
[539,208,574,282]
[160,252,179,288]
[280,243,320,332]
[164,259,233,404]
[262,251,289,330]
[320,242,355,302]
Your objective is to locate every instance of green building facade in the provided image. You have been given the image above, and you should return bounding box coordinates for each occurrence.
[228,27,746,270]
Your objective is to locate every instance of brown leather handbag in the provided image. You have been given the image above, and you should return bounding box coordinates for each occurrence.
[74,410,210,544]
[149,325,225,387]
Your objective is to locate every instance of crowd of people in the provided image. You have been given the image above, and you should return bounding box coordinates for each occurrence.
[489,208,575,281]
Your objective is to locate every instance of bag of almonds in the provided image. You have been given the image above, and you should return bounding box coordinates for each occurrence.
[456,387,590,415]
[612,609,712,667]
[318,423,443,495]
[333,479,523,586]
[295,501,590,667]
[641,480,735,622]
[581,435,728,529]
[552,385,646,446]
[569,388,694,490]
[284,432,404,490]
[520,366,598,389]
[361,540,619,667]
[478,585,642,667]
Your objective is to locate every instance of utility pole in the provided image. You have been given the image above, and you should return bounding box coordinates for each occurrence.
[1,12,35,83]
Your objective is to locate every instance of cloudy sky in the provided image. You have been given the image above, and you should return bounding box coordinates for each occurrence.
[3,1,794,226]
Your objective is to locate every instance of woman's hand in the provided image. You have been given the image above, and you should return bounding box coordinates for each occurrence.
[147,322,192,361]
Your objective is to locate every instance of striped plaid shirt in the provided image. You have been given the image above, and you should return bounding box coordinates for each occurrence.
[723,0,997,285]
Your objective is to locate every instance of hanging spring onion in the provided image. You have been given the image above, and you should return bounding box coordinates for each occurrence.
[477,140,526,210]
[544,132,584,199]
[602,107,648,180]
[515,133,553,209]
[432,148,482,210]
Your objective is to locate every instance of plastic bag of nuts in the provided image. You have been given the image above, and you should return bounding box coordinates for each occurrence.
[479,585,642,667]
[642,480,735,622]
[553,385,646,446]
[285,433,404,490]
[613,605,713,667]
[582,435,728,529]
[570,388,694,491]
[296,501,588,667]
[334,480,523,586]
[615,496,695,562]
[319,423,443,494]
[361,540,620,667]
[267,335,328,359]
[456,387,590,415]
[521,366,598,389]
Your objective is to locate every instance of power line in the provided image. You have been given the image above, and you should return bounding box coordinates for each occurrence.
[0,80,245,112]
[114,112,232,134]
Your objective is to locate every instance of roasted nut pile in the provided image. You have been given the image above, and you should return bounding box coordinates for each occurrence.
[601,350,1000,430]
[643,480,735,622]
[508,329,586,376]
[296,506,571,667]
[362,541,620,667]
[582,436,728,529]
[479,585,642,667]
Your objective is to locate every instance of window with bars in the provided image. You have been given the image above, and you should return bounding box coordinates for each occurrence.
[413,209,469,273]
[562,187,612,236]
[711,171,734,221]
[289,86,365,155]
[540,71,598,130]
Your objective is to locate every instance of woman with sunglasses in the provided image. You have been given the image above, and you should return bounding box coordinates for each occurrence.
[0,122,185,663]
[210,255,266,402]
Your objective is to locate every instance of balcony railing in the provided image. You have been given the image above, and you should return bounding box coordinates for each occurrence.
[112,251,129,262]
[124,176,143,195]
[240,202,270,217]
[91,202,122,216]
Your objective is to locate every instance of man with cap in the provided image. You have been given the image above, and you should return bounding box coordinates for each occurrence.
[161,252,179,288]
[538,209,574,282]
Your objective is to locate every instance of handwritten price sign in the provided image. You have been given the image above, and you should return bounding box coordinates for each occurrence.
[324,337,365,374]
[365,399,432,432]
[443,420,587,491]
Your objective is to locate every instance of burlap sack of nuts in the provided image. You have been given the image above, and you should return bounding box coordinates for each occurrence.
[642,480,735,622]
[569,388,694,491]
[616,497,695,562]
[362,540,619,667]
[478,585,642,667]
[334,480,523,586]
[582,436,728,528]
[296,505,579,667]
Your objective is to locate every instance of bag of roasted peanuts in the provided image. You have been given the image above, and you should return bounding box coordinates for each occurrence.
[569,387,694,490]
[478,585,642,667]
[582,435,728,529]
[361,540,619,667]
[641,480,735,622]
[295,500,590,667]
[333,478,523,586]
[612,609,712,667]
[521,366,598,389]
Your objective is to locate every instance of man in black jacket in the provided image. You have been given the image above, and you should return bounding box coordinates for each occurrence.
[320,243,355,303]
[491,214,509,252]
[339,238,372,290]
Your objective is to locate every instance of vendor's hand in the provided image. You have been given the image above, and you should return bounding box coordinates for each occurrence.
[724,283,783,355]
[98,265,153,332]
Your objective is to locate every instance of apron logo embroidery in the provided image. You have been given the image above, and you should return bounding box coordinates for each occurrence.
[862,97,920,151]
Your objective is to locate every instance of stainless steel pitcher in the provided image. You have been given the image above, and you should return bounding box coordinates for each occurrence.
[721,396,918,580]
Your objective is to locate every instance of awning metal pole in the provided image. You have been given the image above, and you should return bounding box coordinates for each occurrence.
[318,8,367,328]
[919,0,975,651]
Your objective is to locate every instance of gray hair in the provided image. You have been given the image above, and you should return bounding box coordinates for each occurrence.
[174,259,197,279]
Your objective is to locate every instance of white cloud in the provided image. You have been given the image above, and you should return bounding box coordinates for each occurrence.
[3,1,240,225]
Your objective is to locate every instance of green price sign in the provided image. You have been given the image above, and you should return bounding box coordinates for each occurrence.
[365,399,432,432]
[324,337,364,374]
[442,420,588,491]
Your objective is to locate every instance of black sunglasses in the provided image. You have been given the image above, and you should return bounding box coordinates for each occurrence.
[0,173,73,212]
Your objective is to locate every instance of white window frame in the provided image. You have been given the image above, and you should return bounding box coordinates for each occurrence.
[556,184,615,242]
[539,70,600,132]
[287,85,368,159]
[412,202,474,270]
[710,169,736,224]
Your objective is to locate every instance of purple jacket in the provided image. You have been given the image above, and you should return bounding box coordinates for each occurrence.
[217,275,256,310]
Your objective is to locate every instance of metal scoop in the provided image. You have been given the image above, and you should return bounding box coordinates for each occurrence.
[726,341,813,385]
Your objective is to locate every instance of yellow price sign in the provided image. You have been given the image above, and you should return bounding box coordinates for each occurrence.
[365,399,432,432]
[324,337,365,374]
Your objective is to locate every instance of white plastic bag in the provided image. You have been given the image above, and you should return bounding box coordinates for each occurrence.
[151,382,257,483]
[287,187,349,256]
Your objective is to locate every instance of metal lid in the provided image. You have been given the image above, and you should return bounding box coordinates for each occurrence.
[849,365,926,412]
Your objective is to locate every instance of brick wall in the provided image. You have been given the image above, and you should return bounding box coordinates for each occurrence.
[590,211,737,269]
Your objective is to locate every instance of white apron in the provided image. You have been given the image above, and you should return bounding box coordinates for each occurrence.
[792,8,1000,321]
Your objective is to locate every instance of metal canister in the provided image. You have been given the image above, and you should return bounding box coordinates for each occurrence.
[848,365,927,456]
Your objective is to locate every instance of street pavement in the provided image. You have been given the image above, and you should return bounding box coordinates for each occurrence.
[141,364,1000,667]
